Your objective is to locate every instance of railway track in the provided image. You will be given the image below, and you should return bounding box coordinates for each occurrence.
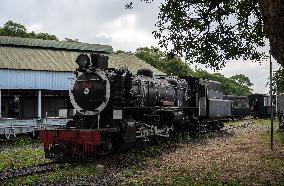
[0,161,63,181]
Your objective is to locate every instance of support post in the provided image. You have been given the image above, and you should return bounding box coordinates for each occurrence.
[275,85,278,112]
[270,53,274,150]
[0,89,1,118]
[38,90,42,118]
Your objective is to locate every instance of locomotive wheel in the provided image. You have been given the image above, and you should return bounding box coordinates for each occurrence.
[99,138,114,155]
[50,143,66,161]
[151,134,170,145]
[112,133,135,153]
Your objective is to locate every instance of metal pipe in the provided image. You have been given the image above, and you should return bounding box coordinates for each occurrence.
[97,114,100,129]
[270,53,274,150]
[147,81,150,105]
[38,90,42,118]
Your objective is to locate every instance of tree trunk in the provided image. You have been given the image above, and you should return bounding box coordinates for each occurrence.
[259,0,284,67]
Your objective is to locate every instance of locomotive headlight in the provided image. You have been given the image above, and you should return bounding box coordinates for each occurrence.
[76,54,90,69]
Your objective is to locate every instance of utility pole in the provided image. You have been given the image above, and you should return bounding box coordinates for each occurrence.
[270,52,274,150]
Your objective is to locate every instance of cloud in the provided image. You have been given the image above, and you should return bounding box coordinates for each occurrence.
[95,14,159,51]
[0,0,162,50]
[26,23,43,33]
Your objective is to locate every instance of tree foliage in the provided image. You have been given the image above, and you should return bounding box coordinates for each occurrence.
[0,21,58,40]
[115,50,133,54]
[135,46,252,96]
[194,69,252,96]
[273,68,284,94]
[230,74,253,87]
[128,0,266,69]
[135,46,195,76]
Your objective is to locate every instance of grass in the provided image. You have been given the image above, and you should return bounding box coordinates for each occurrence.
[175,130,230,145]
[142,146,162,158]
[6,145,165,185]
[256,118,272,126]
[3,163,97,185]
[0,147,49,171]
[134,169,241,185]
[0,136,34,148]
[44,163,97,182]
[0,137,49,171]
[263,129,284,145]
[224,119,244,127]
[274,130,284,144]
[14,137,34,147]
[224,118,276,127]
[24,175,39,185]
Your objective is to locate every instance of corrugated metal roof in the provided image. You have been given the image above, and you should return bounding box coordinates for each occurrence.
[0,46,166,75]
[0,47,78,71]
[0,36,113,53]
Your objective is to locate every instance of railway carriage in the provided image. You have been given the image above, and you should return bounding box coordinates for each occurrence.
[225,95,250,119]
[0,117,71,139]
[249,94,276,118]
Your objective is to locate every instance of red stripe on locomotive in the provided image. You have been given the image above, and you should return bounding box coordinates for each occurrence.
[39,129,101,148]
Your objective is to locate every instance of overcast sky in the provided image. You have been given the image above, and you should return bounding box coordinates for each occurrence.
[0,0,280,93]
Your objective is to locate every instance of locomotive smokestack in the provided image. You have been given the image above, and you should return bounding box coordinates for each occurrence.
[90,53,109,70]
[75,54,90,69]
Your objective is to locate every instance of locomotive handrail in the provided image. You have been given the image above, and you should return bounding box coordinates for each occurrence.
[123,106,199,109]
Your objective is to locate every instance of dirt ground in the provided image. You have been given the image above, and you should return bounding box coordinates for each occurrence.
[1,119,284,185]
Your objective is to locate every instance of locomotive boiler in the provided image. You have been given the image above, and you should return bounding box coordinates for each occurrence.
[40,53,229,161]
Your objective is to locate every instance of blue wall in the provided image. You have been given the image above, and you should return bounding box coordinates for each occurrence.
[0,69,74,90]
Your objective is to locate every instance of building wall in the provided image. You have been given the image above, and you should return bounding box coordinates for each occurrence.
[0,69,74,90]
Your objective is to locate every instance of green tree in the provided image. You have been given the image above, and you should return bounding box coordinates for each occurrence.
[34,32,58,40]
[194,69,252,96]
[0,21,27,37]
[0,20,58,41]
[115,50,133,54]
[135,46,195,76]
[230,74,253,87]
[127,1,265,70]
[273,68,284,94]
[135,47,165,71]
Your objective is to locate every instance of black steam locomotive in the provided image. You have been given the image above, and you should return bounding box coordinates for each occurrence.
[40,53,231,160]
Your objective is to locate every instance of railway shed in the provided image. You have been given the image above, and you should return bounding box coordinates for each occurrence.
[0,36,165,119]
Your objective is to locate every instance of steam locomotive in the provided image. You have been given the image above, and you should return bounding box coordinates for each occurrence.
[40,53,231,161]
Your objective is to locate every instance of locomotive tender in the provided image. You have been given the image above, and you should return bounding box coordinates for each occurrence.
[40,53,231,160]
